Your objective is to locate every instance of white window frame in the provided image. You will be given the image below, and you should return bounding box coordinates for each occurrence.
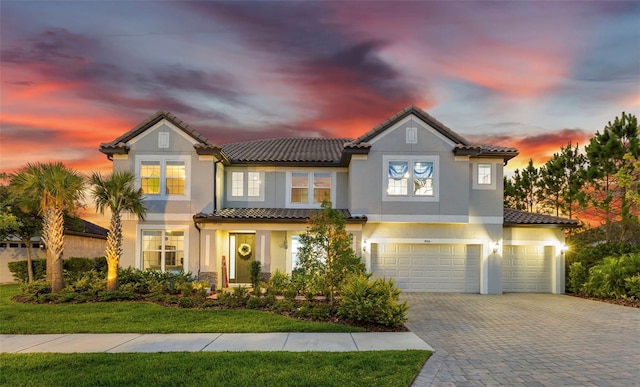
[285,171,336,208]
[383,155,439,202]
[135,155,191,200]
[231,172,244,197]
[137,225,189,273]
[227,170,265,201]
[473,162,496,190]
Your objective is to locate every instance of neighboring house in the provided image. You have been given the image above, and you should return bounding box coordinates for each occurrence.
[99,105,577,294]
[0,219,108,283]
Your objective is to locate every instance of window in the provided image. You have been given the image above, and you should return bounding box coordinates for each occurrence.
[290,235,301,271]
[228,171,264,200]
[291,173,309,203]
[141,230,184,273]
[141,161,161,194]
[232,172,244,197]
[478,163,492,185]
[158,132,169,148]
[287,172,334,207]
[136,156,189,199]
[383,155,439,201]
[247,172,261,197]
[473,162,496,190]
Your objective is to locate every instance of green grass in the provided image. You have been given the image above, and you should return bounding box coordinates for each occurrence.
[0,351,430,386]
[0,284,363,334]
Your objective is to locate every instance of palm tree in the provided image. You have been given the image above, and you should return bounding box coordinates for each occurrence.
[10,162,85,292]
[90,171,146,291]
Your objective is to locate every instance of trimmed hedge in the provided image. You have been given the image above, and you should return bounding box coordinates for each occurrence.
[8,257,107,283]
[7,259,47,282]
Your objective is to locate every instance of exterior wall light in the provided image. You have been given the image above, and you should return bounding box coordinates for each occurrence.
[561,244,568,255]
[492,242,500,254]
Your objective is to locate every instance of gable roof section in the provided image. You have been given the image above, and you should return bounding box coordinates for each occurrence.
[194,208,367,224]
[99,110,221,158]
[346,105,518,162]
[504,208,579,228]
[221,137,353,166]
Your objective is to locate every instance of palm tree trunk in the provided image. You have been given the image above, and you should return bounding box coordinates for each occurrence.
[42,206,65,292]
[106,210,122,291]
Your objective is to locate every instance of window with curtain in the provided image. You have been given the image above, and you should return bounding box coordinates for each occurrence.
[384,156,438,200]
[387,161,409,196]
[413,161,434,196]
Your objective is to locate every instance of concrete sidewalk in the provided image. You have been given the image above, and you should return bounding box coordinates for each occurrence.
[0,332,432,353]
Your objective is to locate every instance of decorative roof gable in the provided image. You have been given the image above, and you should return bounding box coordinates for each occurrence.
[346,105,518,162]
[99,110,221,158]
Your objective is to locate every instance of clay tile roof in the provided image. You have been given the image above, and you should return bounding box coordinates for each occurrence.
[454,144,519,160]
[221,137,352,165]
[504,208,579,227]
[99,110,219,157]
[194,208,367,224]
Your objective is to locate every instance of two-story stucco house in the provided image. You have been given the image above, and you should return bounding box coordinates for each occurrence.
[100,105,577,295]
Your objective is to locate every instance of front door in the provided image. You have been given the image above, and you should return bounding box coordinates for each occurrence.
[230,233,255,283]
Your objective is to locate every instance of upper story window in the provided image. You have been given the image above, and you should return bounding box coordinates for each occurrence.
[229,170,264,201]
[287,171,334,207]
[473,162,496,190]
[478,164,492,185]
[383,155,439,201]
[136,155,190,200]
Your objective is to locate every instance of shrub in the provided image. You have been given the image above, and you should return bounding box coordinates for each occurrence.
[566,242,640,271]
[250,261,261,291]
[273,299,294,313]
[583,253,640,299]
[178,296,196,308]
[338,274,408,327]
[67,270,106,293]
[216,287,250,308]
[8,259,47,282]
[266,270,290,296]
[63,257,94,274]
[19,280,50,301]
[567,262,588,294]
[246,295,263,310]
[625,275,640,299]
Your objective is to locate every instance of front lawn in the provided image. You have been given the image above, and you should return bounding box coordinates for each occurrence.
[0,284,363,334]
[0,351,430,386]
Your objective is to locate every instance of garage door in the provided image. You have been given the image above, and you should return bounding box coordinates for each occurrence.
[371,244,481,292]
[502,246,552,292]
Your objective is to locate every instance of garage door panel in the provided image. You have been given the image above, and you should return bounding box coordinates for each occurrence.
[503,245,552,293]
[372,243,480,292]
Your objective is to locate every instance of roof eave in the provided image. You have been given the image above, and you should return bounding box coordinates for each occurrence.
[504,222,580,229]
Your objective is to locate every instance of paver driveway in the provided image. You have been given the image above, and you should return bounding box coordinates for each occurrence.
[403,293,640,386]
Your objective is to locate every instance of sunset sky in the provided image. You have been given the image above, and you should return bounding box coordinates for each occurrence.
[1,1,639,180]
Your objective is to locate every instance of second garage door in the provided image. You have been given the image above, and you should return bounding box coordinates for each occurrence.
[502,245,552,292]
[371,243,481,292]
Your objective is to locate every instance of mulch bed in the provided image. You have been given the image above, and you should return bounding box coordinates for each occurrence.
[568,293,640,308]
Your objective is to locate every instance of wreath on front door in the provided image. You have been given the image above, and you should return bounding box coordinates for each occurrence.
[238,243,252,259]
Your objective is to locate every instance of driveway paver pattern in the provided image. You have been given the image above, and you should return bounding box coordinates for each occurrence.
[403,293,640,386]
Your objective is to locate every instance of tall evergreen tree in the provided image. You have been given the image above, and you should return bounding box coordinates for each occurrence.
[584,112,639,242]
[537,142,586,218]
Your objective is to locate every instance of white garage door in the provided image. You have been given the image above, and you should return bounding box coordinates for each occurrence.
[502,245,552,292]
[371,244,481,292]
